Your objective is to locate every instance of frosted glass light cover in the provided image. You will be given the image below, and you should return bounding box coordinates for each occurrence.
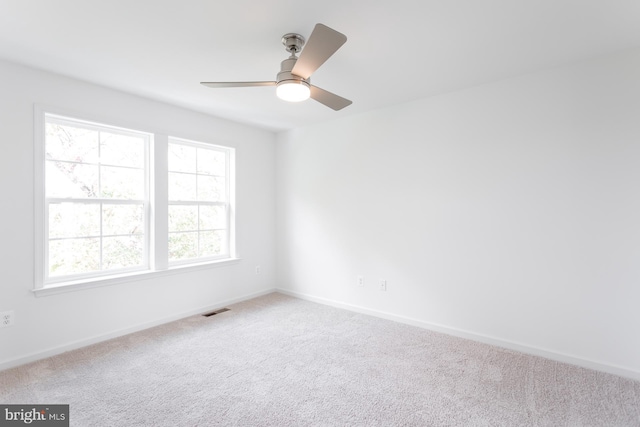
[276,82,310,102]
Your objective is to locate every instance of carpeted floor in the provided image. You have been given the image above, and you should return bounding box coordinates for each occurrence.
[1,292,639,426]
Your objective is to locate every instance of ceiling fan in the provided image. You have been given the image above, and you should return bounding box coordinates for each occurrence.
[201,23,352,111]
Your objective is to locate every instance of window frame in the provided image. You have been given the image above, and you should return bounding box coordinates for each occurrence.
[41,114,151,285]
[34,105,238,296]
[167,137,233,266]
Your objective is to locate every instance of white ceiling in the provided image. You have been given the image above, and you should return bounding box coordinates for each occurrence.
[1,0,640,131]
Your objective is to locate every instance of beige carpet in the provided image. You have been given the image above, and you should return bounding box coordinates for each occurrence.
[1,293,639,426]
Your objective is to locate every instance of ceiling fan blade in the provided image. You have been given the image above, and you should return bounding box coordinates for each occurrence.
[310,85,352,111]
[292,24,347,79]
[201,81,276,88]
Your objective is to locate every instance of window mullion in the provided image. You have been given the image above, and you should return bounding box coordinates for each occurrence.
[99,202,103,271]
[151,134,169,271]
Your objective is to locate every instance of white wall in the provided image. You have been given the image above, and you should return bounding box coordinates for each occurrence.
[0,60,277,369]
[276,48,640,378]
[3,47,640,378]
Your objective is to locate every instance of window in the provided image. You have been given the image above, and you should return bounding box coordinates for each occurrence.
[168,138,231,264]
[35,109,236,292]
[43,115,149,283]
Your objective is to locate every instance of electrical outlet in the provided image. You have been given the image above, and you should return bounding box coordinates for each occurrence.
[0,311,14,328]
[379,279,387,291]
[357,275,364,287]
[256,266,261,274]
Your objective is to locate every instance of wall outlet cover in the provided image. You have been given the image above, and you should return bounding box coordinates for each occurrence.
[0,311,14,328]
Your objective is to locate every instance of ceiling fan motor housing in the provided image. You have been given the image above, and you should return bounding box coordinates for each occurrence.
[277,57,310,87]
[276,56,310,102]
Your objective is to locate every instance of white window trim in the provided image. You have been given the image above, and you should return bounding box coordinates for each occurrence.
[32,258,242,297]
[33,105,238,297]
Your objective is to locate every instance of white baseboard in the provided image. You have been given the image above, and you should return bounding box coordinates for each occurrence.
[5,287,639,382]
[276,288,640,381]
[0,288,277,372]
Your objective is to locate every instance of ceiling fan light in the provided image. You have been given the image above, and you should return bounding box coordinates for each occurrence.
[276,81,310,102]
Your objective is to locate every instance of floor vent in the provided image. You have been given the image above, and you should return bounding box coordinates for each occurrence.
[202,308,230,317]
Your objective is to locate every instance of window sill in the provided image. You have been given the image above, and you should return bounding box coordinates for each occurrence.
[33,258,242,297]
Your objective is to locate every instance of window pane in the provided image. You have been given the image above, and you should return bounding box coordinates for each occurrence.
[197,175,225,201]
[101,166,144,199]
[197,148,226,176]
[46,122,99,163]
[46,161,99,198]
[169,232,198,260]
[168,143,196,173]
[199,206,226,230]
[49,238,100,276]
[103,204,144,236]
[168,205,198,232]
[100,132,144,168]
[168,172,196,201]
[200,230,225,257]
[103,236,144,270]
[49,203,100,238]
